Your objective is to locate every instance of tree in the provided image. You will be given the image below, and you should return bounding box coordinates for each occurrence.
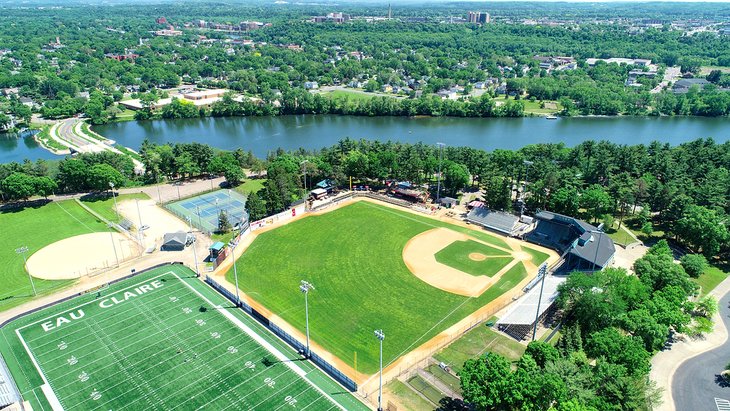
[218,210,231,233]
[443,161,469,196]
[640,222,653,237]
[680,254,708,278]
[675,205,729,258]
[224,165,244,186]
[581,185,613,223]
[525,341,560,368]
[585,328,651,377]
[57,158,90,192]
[1,172,36,201]
[86,164,124,192]
[460,353,515,411]
[33,176,57,198]
[245,191,267,222]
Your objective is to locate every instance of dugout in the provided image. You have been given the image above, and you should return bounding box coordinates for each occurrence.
[209,242,225,259]
[310,188,328,200]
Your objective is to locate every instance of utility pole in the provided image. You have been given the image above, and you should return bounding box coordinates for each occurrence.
[15,246,36,296]
[300,280,315,358]
[374,329,385,411]
[301,160,309,192]
[230,245,240,306]
[436,142,445,201]
[135,199,144,248]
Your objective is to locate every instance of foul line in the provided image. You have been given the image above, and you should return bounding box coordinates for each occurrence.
[170,272,348,411]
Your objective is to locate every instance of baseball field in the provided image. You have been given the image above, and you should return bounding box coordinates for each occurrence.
[0,265,368,411]
[227,200,550,376]
[0,200,112,311]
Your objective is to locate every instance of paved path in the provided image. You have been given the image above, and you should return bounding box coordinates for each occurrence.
[650,277,730,411]
[672,282,730,411]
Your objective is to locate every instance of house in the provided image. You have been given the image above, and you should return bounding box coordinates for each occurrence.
[474,82,487,89]
[672,78,710,93]
[437,197,459,208]
[19,97,35,108]
[381,84,393,93]
[304,81,319,90]
[1,87,19,96]
[437,89,457,99]
[77,91,90,100]
[348,80,363,88]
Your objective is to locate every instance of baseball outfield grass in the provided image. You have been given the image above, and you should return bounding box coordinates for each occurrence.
[228,201,533,375]
[434,239,512,277]
[0,265,367,411]
[0,200,112,312]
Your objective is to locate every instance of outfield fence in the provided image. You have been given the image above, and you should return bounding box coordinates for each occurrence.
[204,275,358,392]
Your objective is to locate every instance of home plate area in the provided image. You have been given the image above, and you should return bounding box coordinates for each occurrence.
[10,266,347,411]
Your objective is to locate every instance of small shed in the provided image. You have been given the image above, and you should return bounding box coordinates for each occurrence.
[437,197,458,208]
[162,232,187,251]
[209,241,225,258]
[310,188,327,200]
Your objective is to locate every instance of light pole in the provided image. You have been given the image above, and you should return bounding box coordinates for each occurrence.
[186,216,200,277]
[15,246,36,296]
[156,184,162,204]
[230,245,240,306]
[109,182,119,220]
[590,229,603,272]
[374,329,385,411]
[196,205,203,229]
[135,199,144,247]
[300,280,315,358]
[107,224,120,268]
[531,263,548,341]
[300,160,308,192]
[176,183,181,200]
[436,143,445,201]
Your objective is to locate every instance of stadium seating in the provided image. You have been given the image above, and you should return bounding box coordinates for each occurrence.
[466,208,520,235]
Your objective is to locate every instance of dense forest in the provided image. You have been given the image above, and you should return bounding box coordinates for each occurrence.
[2,1,730,129]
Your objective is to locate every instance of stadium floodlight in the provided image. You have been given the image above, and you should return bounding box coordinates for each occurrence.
[186,216,200,277]
[230,245,240,306]
[300,280,315,358]
[135,199,144,248]
[374,329,385,411]
[300,160,308,191]
[15,246,36,296]
[109,182,119,219]
[436,143,445,201]
[531,263,548,341]
[106,223,120,268]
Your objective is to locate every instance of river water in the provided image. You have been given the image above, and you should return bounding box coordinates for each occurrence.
[2,115,729,163]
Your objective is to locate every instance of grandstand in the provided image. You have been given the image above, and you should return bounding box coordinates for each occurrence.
[523,211,615,272]
[0,358,19,408]
[496,274,566,340]
[466,207,522,236]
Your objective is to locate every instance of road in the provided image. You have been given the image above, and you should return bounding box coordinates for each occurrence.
[673,290,730,411]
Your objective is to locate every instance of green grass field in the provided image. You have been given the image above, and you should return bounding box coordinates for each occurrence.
[407,375,445,405]
[385,380,434,410]
[81,193,150,224]
[228,201,532,374]
[434,322,526,374]
[0,200,112,312]
[693,264,729,297]
[434,240,512,277]
[0,265,367,411]
[521,246,550,267]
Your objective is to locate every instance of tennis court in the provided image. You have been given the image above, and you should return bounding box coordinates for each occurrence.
[166,190,248,233]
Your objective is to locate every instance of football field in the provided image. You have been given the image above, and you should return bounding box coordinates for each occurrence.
[0,265,367,411]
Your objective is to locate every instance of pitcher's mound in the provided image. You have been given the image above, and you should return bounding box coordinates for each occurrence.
[469,252,487,261]
[26,232,139,280]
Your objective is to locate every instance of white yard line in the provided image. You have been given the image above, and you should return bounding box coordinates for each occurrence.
[171,272,348,411]
[15,330,63,411]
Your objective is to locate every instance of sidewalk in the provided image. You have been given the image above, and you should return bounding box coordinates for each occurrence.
[650,276,730,411]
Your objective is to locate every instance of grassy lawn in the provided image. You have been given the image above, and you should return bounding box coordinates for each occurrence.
[0,200,112,311]
[407,375,445,405]
[693,264,729,297]
[495,97,562,115]
[234,178,266,195]
[320,89,380,102]
[434,322,526,374]
[80,192,150,224]
[435,240,512,277]
[426,363,461,393]
[34,125,67,152]
[521,246,550,267]
[112,107,137,121]
[228,201,531,374]
[605,225,635,247]
[385,380,434,411]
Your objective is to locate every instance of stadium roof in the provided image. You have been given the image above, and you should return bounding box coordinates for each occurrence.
[467,208,519,235]
[496,275,566,326]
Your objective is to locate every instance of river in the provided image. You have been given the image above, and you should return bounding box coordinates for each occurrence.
[0,131,57,164]
[2,115,729,163]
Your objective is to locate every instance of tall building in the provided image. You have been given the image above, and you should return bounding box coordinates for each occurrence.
[467,11,490,24]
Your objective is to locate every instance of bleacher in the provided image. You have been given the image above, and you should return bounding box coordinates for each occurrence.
[466,207,520,236]
[524,219,576,251]
[0,358,19,408]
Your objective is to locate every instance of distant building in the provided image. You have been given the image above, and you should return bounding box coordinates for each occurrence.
[672,78,711,93]
[312,12,351,23]
[304,81,319,90]
[156,17,167,25]
[154,29,183,37]
[586,57,651,67]
[467,11,490,24]
[105,52,139,62]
